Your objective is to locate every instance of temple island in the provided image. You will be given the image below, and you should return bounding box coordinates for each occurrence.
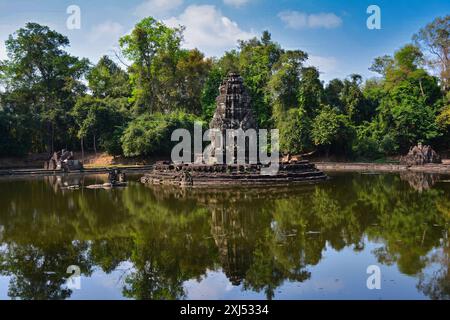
[141,73,328,187]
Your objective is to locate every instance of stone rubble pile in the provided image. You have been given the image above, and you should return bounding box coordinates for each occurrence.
[400,143,441,166]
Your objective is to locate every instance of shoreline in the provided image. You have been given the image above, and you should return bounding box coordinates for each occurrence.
[0,165,153,177]
[1,162,450,177]
[315,162,450,174]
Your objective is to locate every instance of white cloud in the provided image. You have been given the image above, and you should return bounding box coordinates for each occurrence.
[164,5,255,57]
[307,55,341,82]
[83,21,125,61]
[135,0,183,18]
[88,21,124,43]
[308,55,338,73]
[223,0,250,8]
[184,271,235,300]
[278,11,342,29]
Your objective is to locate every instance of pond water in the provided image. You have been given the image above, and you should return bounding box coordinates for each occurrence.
[0,172,449,300]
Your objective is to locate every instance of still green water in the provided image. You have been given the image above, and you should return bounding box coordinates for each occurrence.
[0,172,449,300]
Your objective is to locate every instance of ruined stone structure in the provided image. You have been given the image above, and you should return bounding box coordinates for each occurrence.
[108,168,126,185]
[400,143,442,166]
[210,73,257,133]
[141,73,327,187]
[44,149,83,171]
[207,73,257,163]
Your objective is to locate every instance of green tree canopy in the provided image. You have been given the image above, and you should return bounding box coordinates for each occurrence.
[87,55,131,99]
[0,22,89,153]
[311,106,355,156]
[119,17,184,114]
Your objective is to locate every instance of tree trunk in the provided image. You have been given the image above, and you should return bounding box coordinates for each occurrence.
[46,122,52,154]
[51,122,55,154]
[93,133,97,156]
[81,136,85,164]
[419,79,425,98]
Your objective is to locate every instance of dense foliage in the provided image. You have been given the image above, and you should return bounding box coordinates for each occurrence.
[120,111,202,157]
[0,15,449,160]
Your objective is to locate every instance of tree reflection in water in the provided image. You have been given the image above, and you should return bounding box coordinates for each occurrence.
[0,172,449,299]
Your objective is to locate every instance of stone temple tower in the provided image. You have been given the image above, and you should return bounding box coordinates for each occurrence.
[209,72,257,131]
[207,73,258,164]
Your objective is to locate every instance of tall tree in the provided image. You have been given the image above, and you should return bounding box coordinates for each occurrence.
[298,67,324,118]
[387,45,441,104]
[269,50,307,117]
[366,45,443,154]
[238,31,284,127]
[268,50,310,155]
[324,79,345,112]
[72,96,126,157]
[340,74,373,124]
[0,23,89,153]
[369,55,394,77]
[87,55,130,99]
[176,49,212,115]
[119,17,184,115]
[413,15,450,92]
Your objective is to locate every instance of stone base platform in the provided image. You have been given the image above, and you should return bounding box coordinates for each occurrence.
[141,160,328,187]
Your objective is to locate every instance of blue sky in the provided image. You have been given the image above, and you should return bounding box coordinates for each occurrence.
[0,0,449,82]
